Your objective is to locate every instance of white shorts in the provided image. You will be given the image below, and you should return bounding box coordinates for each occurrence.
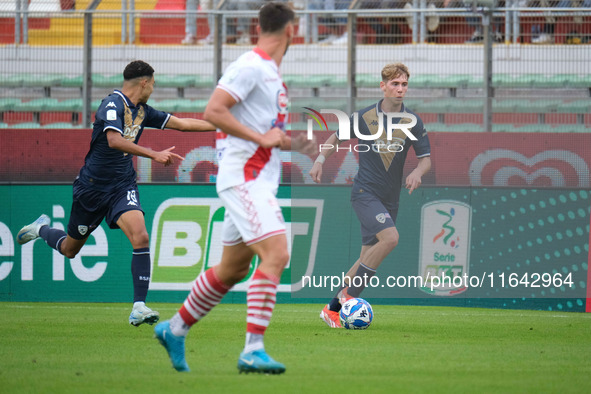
[218,181,286,246]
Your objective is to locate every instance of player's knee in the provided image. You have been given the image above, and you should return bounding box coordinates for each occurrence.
[61,247,79,259]
[380,233,399,252]
[218,265,250,286]
[275,249,290,268]
[234,265,251,283]
[129,231,150,248]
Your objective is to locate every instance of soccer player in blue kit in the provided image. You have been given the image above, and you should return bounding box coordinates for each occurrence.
[309,63,432,328]
[17,60,216,327]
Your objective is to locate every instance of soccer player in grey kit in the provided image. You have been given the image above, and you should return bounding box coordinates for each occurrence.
[310,63,432,328]
[17,60,215,327]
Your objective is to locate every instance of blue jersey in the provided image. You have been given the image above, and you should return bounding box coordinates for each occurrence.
[77,90,170,191]
[347,100,430,208]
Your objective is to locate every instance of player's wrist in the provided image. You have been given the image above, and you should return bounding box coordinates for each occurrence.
[314,155,326,165]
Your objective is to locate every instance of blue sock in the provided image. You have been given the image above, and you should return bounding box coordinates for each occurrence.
[39,225,67,254]
[131,248,151,303]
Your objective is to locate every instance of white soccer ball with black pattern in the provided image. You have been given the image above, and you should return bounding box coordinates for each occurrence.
[339,298,373,329]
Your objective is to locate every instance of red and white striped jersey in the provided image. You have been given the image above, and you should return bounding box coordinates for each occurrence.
[215,47,288,193]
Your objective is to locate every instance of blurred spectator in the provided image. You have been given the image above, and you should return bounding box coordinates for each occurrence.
[315,0,352,44]
[464,0,504,43]
[531,0,591,44]
[197,0,215,44]
[227,0,264,44]
[183,0,268,45]
[360,1,406,44]
[403,0,457,42]
[182,0,200,44]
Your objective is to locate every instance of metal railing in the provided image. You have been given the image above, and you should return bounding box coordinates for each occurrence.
[0,5,590,130]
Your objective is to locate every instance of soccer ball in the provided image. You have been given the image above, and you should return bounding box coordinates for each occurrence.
[339,298,373,330]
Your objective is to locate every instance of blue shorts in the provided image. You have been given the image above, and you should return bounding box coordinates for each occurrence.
[67,179,143,240]
[351,193,398,246]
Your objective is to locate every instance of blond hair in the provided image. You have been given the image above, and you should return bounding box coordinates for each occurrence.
[381,63,410,82]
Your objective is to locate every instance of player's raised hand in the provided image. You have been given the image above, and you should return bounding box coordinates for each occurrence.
[259,127,284,148]
[153,146,184,166]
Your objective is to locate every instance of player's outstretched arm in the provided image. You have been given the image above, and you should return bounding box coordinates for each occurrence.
[405,156,431,195]
[106,130,184,166]
[165,115,217,132]
[309,132,341,184]
[280,133,316,154]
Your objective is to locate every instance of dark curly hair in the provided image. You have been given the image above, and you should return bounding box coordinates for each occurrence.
[123,60,154,81]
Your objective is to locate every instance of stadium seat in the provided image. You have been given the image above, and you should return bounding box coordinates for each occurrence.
[491,124,519,132]
[0,74,26,87]
[14,98,59,112]
[505,74,538,89]
[429,75,471,89]
[44,122,77,129]
[93,74,124,88]
[325,75,348,89]
[283,75,332,89]
[193,75,215,89]
[48,98,83,112]
[523,99,563,113]
[425,123,450,132]
[565,75,591,89]
[531,74,570,89]
[408,74,435,89]
[9,122,41,128]
[151,99,179,113]
[21,74,63,88]
[356,74,377,88]
[60,75,84,88]
[466,75,484,89]
[513,124,558,132]
[449,123,485,132]
[556,100,591,114]
[492,99,529,113]
[0,98,22,111]
[418,100,450,114]
[157,75,195,89]
[446,99,484,113]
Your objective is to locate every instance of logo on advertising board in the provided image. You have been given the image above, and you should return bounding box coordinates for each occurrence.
[149,198,323,292]
[419,200,472,296]
[469,149,590,187]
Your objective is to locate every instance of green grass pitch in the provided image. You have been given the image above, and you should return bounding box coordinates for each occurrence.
[1,302,590,394]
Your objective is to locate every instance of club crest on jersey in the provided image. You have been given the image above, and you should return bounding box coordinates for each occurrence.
[276,90,288,114]
[78,225,88,236]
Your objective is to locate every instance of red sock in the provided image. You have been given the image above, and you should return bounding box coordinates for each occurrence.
[246,269,278,335]
[179,267,230,326]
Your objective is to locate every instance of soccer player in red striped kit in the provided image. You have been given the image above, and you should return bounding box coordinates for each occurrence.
[154,2,314,374]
